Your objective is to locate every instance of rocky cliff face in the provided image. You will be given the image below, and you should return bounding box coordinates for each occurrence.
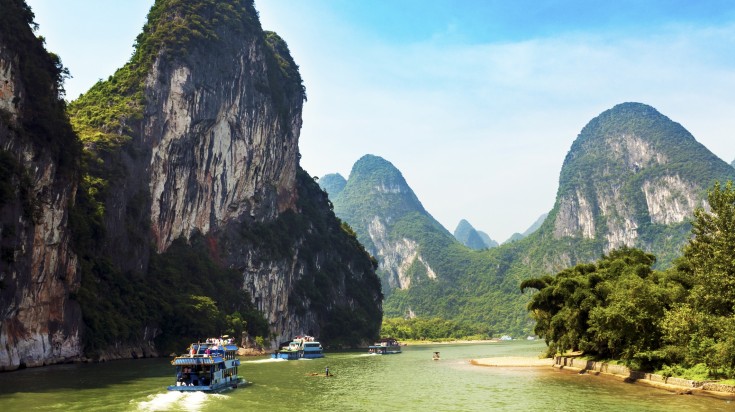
[72,0,380,350]
[1,0,381,370]
[0,0,82,370]
[144,38,299,253]
[549,102,735,258]
[368,216,437,289]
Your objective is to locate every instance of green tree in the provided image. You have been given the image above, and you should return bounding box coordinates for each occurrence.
[683,181,735,316]
[661,180,735,376]
[523,247,680,362]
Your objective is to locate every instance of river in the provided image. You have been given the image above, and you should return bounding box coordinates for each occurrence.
[0,340,731,411]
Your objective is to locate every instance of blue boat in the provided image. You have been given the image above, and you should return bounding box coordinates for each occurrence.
[368,338,402,355]
[167,341,243,392]
[271,336,324,359]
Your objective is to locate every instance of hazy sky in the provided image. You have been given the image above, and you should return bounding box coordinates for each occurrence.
[27,0,735,242]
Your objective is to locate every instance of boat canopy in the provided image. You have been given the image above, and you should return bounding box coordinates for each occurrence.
[172,356,225,365]
[190,343,238,352]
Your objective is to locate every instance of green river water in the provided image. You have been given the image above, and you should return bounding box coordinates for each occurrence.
[0,340,732,411]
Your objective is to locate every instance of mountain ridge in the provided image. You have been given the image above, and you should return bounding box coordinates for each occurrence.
[324,102,735,337]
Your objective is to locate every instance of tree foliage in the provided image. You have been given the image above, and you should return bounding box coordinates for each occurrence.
[524,181,735,378]
[380,317,489,341]
[522,247,684,361]
[660,181,735,376]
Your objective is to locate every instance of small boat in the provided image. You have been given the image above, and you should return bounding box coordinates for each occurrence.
[167,340,243,392]
[271,335,324,359]
[432,352,440,360]
[368,338,402,355]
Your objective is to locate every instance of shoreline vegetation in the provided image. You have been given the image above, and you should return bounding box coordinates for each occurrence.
[520,182,735,385]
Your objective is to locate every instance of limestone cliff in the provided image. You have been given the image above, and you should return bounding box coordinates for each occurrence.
[0,0,381,370]
[0,0,82,370]
[68,0,381,352]
[547,102,735,263]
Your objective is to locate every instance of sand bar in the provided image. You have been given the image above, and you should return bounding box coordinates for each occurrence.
[470,356,552,367]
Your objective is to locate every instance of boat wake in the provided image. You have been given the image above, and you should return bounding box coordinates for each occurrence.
[136,391,227,411]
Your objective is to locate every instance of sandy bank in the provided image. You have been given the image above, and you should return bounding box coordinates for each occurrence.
[470,356,552,367]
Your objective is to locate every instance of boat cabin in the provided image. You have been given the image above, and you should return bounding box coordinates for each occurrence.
[168,342,242,392]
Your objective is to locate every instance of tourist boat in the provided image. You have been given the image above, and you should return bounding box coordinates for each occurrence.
[167,339,243,392]
[368,338,402,355]
[271,335,324,359]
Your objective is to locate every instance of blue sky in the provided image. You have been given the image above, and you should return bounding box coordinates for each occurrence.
[27,0,735,242]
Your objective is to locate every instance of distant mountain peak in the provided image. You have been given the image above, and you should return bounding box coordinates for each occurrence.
[340,154,427,219]
[502,213,548,244]
[331,154,453,291]
[454,219,490,250]
[318,173,346,198]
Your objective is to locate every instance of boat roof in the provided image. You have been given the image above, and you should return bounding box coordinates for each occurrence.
[191,343,238,351]
[172,356,225,365]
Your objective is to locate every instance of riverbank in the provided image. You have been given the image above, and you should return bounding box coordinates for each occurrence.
[554,356,735,400]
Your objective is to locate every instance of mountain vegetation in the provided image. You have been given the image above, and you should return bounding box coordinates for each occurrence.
[327,104,735,339]
[523,181,735,379]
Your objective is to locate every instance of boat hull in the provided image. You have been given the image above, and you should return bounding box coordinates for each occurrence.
[167,378,243,393]
[271,351,324,359]
[368,345,402,355]
[272,351,300,360]
[368,338,402,355]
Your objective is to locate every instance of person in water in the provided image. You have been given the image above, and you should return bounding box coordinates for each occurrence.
[325,366,330,377]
